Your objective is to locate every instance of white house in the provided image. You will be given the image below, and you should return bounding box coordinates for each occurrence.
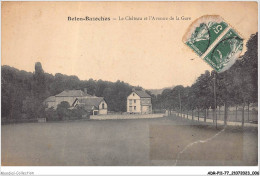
[127,89,152,114]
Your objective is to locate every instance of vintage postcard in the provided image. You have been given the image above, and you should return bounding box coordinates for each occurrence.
[1,1,258,175]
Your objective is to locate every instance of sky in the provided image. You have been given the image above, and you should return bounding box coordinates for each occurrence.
[1,2,258,89]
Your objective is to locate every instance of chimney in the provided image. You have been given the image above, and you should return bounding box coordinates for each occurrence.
[84,88,88,94]
[132,88,135,92]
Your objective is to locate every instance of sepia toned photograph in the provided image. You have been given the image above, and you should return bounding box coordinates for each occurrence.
[1,1,258,173]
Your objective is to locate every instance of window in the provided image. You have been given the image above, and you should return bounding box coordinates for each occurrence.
[134,100,136,103]
[134,106,136,110]
[129,99,132,105]
[129,106,132,111]
[133,93,135,96]
[102,103,105,109]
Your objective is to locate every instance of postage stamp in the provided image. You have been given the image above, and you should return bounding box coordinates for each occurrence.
[183,15,243,72]
[203,29,243,72]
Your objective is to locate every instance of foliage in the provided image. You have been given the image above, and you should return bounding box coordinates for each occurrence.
[152,33,258,116]
[2,63,134,120]
[1,33,257,123]
[56,101,70,120]
[45,107,59,121]
[70,106,89,119]
[22,96,46,119]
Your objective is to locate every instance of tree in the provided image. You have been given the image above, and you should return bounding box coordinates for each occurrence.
[242,33,258,104]
[2,66,33,120]
[186,86,196,121]
[2,33,257,124]
[32,62,49,100]
[71,106,88,119]
[190,71,214,122]
[56,101,70,120]
[171,86,185,116]
[241,33,258,123]
[45,107,59,121]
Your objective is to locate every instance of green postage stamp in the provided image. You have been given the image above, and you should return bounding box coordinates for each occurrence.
[183,15,243,72]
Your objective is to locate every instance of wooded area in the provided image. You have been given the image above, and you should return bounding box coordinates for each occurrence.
[1,63,137,121]
[152,33,258,126]
[1,33,257,123]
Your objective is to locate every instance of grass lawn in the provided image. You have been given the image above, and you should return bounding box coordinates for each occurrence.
[1,116,258,166]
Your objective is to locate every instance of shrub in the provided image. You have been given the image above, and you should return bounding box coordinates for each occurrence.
[56,101,70,120]
[70,106,88,119]
[45,107,59,121]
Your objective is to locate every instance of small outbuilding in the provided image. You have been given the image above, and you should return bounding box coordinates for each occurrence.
[72,97,108,115]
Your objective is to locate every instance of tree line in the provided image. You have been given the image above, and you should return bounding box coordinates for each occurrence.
[152,33,258,127]
[2,63,147,121]
[1,32,257,124]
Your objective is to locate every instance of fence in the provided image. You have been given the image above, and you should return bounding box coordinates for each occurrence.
[177,108,258,123]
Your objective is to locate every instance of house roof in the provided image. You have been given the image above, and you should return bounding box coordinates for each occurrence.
[133,90,151,98]
[77,97,105,107]
[55,90,90,97]
[44,96,55,102]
